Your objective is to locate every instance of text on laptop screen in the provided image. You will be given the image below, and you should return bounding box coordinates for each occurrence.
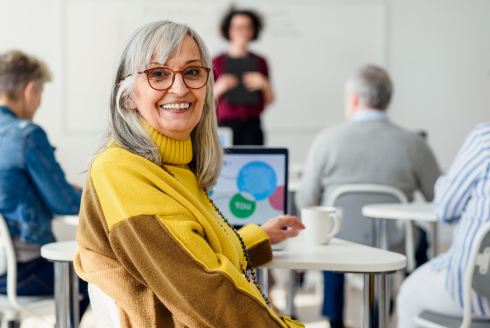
[210,153,287,226]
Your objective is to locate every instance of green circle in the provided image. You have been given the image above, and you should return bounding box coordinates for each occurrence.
[230,193,256,219]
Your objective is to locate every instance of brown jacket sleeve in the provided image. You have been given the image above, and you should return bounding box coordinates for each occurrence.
[109,215,302,328]
[238,224,273,268]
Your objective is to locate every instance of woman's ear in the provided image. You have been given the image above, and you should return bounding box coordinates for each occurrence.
[127,98,136,110]
[122,93,136,110]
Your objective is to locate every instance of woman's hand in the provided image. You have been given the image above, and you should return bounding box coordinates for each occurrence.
[261,215,305,245]
[242,72,268,92]
[214,74,239,99]
[242,72,274,104]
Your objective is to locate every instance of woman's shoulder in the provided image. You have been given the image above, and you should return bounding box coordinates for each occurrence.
[91,144,155,175]
[212,52,227,64]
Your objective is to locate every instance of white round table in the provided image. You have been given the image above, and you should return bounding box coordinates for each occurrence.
[41,240,79,328]
[263,234,406,328]
[362,203,436,222]
[362,202,438,272]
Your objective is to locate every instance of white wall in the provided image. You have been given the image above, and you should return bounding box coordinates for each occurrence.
[388,0,490,169]
[2,0,486,176]
[265,0,490,171]
[0,0,489,243]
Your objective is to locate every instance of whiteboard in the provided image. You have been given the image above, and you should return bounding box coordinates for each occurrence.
[62,0,386,133]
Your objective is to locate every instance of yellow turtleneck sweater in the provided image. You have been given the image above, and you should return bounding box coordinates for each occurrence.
[74,124,304,328]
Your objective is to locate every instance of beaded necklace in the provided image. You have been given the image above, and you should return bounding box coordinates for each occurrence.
[161,164,270,308]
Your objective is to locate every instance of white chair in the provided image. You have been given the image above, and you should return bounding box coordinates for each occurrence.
[327,184,417,271]
[0,213,54,327]
[88,283,120,328]
[414,221,490,328]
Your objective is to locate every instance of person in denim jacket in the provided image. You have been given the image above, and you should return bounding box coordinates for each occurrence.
[0,50,89,321]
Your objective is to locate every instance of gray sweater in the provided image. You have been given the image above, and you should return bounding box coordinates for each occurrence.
[296,120,441,209]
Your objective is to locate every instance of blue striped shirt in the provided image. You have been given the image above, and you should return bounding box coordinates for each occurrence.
[432,123,490,315]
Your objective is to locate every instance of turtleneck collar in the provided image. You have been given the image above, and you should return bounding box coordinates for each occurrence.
[142,120,193,165]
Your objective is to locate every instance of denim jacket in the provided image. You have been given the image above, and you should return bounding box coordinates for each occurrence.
[0,106,82,245]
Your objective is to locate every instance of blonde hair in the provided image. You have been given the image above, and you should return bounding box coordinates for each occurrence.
[0,50,52,100]
[98,21,223,190]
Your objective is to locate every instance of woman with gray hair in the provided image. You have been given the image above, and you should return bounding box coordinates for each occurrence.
[74,21,304,327]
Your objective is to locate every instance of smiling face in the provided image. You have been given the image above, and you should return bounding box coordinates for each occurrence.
[130,35,207,141]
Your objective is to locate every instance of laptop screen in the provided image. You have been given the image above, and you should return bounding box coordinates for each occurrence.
[210,148,288,227]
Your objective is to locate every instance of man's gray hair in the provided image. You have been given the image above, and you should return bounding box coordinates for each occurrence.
[345,65,393,110]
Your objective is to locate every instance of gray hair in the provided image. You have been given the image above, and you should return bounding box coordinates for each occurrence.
[345,65,393,110]
[0,50,52,100]
[96,21,223,190]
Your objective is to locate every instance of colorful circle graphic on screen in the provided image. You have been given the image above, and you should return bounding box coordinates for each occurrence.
[230,193,256,218]
[269,186,285,211]
[236,161,277,201]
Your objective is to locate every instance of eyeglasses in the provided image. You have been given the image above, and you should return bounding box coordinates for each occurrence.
[126,66,211,91]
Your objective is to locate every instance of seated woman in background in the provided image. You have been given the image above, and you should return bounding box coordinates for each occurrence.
[0,50,89,319]
[397,123,490,326]
[74,21,304,328]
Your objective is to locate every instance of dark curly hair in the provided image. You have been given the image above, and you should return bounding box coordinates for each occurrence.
[220,9,263,41]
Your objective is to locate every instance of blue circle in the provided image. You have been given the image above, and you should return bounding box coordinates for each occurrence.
[237,161,277,201]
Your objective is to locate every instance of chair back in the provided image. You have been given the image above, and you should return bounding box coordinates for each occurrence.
[0,212,22,309]
[473,232,490,300]
[471,222,490,298]
[0,213,8,275]
[327,184,408,246]
[88,282,121,328]
[461,221,490,328]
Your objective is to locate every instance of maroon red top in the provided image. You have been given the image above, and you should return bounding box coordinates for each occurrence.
[212,52,269,121]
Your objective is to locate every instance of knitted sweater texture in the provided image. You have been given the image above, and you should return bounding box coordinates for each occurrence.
[74,124,304,328]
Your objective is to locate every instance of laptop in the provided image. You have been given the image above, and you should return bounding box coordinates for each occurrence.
[210,148,289,251]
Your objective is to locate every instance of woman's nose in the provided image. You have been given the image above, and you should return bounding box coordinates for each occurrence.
[169,73,189,96]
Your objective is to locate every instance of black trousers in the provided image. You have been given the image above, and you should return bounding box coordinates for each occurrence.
[219,118,264,146]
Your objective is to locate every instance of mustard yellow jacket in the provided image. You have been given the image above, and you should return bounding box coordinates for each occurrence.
[74,126,304,328]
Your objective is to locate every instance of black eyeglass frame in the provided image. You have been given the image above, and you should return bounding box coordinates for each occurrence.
[125,66,211,91]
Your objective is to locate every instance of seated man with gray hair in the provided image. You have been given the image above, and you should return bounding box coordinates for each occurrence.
[296,65,441,328]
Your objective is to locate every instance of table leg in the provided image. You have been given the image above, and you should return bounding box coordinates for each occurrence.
[260,268,269,300]
[373,218,380,248]
[71,264,79,328]
[376,274,390,328]
[382,219,390,250]
[430,222,438,258]
[284,270,296,317]
[54,262,71,328]
[374,218,390,250]
[363,274,375,328]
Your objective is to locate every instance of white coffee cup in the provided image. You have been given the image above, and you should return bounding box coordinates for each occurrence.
[301,206,341,245]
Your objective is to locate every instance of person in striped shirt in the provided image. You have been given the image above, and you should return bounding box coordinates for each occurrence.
[397,123,490,327]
